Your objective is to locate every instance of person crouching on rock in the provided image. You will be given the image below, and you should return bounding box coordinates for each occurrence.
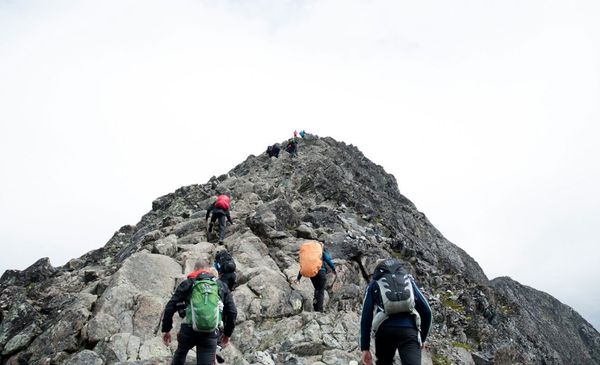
[294,241,337,312]
[161,259,237,365]
[266,143,281,158]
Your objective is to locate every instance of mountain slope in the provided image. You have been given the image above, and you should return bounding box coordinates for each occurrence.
[1,134,599,365]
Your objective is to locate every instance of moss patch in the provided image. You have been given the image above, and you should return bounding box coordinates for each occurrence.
[452,341,474,351]
[432,354,452,365]
[499,304,514,315]
[441,292,464,312]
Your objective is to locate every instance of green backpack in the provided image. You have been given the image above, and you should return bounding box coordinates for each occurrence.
[185,278,223,332]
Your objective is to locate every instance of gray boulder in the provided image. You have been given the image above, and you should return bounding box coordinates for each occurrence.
[64,350,105,365]
[85,251,181,343]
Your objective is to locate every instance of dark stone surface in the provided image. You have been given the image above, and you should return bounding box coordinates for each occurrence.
[1,135,598,364]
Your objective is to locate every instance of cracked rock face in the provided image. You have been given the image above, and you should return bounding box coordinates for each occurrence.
[1,134,599,365]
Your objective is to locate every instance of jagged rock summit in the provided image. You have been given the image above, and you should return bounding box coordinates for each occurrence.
[1,134,599,365]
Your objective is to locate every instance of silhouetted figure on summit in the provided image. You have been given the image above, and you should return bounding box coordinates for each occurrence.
[266,143,281,158]
[286,138,298,157]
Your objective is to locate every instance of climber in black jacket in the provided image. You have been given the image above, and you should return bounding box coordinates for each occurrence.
[205,194,233,244]
[161,259,237,365]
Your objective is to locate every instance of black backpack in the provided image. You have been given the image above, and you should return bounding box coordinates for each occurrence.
[372,259,415,315]
[215,251,236,273]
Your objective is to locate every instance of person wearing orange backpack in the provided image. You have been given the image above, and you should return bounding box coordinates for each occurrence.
[294,241,337,312]
[205,193,233,245]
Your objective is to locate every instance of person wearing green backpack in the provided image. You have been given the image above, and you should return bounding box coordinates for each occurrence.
[161,259,237,365]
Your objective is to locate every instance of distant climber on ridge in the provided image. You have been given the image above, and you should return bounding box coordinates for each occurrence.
[214,249,237,291]
[299,130,306,138]
[294,241,336,312]
[359,258,432,365]
[266,143,281,158]
[286,138,298,158]
[206,193,233,244]
[161,259,237,365]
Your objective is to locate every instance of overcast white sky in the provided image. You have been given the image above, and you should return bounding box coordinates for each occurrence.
[1,0,599,330]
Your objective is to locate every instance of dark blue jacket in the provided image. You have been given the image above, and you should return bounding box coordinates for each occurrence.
[359,278,432,351]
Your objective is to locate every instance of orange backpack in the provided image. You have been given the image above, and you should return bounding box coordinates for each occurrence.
[299,241,323,277]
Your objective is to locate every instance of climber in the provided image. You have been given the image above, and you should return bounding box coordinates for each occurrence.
[294,130,298,138]
[206,193,233,244]
[294,241,336,312]
[299,130,306,138]
[286,138,298,158]
[266,143,281,158]
[161,259,237,365]
[214,249,237,291]
[359,258,432,365]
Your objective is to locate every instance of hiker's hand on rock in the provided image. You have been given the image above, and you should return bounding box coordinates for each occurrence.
[162,332,171,346]
[361,350,372,365]
[421,341,429,350]
[220,335,230,348]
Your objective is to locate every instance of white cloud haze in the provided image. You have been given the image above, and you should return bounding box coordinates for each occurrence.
[1,0,599,330]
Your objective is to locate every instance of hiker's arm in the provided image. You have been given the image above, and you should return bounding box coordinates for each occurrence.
[359,283,375,351]
[205,204,213,220]
[222,287,238,338]
[226,211,233,224]
[161,280,192,333]
[413,281,432,343]
[323,251,336,273]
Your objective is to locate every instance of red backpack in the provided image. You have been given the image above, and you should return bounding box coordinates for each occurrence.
[214,195,230,210]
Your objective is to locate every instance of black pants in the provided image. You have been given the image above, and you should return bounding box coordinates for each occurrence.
[374,326,421,365]
[210,213,227,242]
[172,325,218,365]
[310,270,327,312]
[219,271,236,291]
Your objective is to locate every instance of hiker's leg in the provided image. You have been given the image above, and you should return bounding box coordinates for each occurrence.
[217,214,226,241]
[396,328,421,365]
[209,214,218,232]
[374,326,399,365]
[172,326,195,365]
[228,272,237,291]
[194,331,218,365]
[310,270,327,312]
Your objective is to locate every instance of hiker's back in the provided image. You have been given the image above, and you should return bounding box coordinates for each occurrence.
[214,194,230,211]
[184,276,222,332]
[299,241,323,278]
[215,250,236,273]
[373,260,415,315]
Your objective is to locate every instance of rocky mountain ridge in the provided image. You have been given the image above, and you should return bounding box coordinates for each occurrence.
[1,134,599,365]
